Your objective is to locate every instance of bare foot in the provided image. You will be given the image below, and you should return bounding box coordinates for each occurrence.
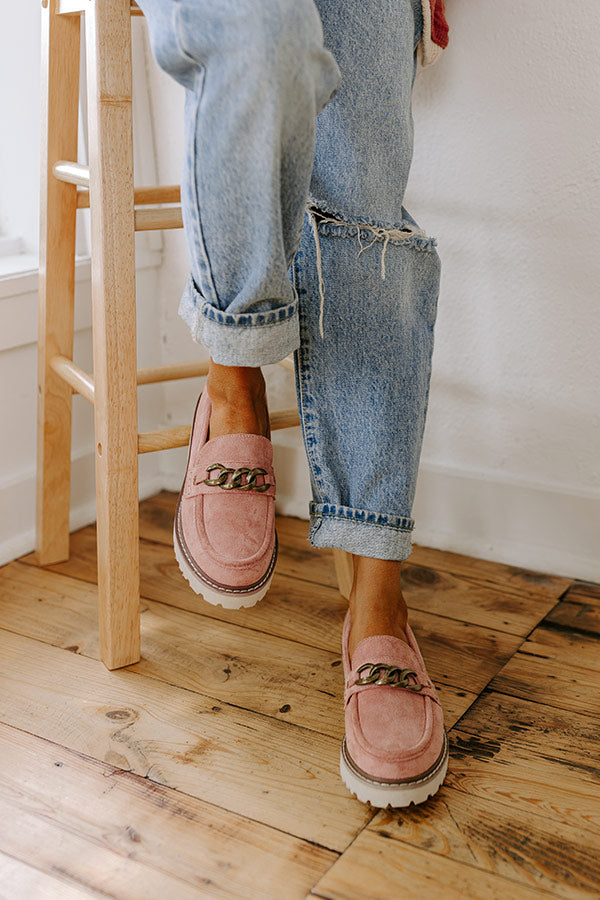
[348,556,409,661]
[205,358,269,439]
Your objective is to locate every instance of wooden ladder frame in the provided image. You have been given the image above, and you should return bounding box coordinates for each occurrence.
[37,0,353,671]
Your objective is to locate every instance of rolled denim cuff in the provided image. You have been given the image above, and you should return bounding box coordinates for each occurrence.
[178,274,300,366]
[308,502,414,561]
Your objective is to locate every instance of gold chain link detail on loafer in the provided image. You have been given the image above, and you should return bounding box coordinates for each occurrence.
[355,663,424,691]
[197,463,272,492]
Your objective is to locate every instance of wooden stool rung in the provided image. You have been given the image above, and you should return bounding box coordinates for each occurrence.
[51,360,208,398]
[138,356,293,384]
[77,184,181,209]
[138,426,192,454]
[50,356,95,403]
[54,161,89,187]
[50,359,302,452]
[49,358,294,398]
[134,207,183,231]
[137,361,209,384]
[138,407,301,454]
[262,407,302,431]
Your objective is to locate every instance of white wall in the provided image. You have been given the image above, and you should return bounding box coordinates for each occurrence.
[3,2,598,582]
[406,0,600,580]
[0,260,165,566]
[142,0,600,582]
[0,17,165,565]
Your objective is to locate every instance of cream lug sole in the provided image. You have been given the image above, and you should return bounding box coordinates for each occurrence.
[340,732,449,808]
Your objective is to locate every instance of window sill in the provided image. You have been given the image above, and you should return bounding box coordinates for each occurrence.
[0,246,162,300]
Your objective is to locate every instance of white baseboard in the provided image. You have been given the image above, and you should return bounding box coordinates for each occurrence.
[0,450,163,567]
[412,461,600,583]
[160,443,600,582]
[4,444,597,584]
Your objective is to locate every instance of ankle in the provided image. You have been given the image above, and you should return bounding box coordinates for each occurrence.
[207,360,265,401]
[349,591,408,625]
[205,360,268,438]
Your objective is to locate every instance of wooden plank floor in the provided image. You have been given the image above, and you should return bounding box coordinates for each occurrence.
[1,491,599,899]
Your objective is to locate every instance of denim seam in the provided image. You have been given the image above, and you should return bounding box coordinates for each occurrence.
[311,511,414,533]
[293,255,327,503]
[412,319,437,468]
[183,65,220,307]
[201,316,297,330]
[297,293,326,501]
[200,303,297,327]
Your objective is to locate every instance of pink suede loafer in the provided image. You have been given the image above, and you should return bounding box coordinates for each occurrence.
[174,391,277,608]
[340,609,448,807]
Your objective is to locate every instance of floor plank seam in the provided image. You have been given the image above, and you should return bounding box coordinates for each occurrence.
[364,808,575,900]
[307,808,380,896]
[15,554,555,650]
[0,850,111,900]
[538,618,600,640]
[439,582,578,734]
[0,615,492,736]
[5,497,597,900]
[475,684,600,722]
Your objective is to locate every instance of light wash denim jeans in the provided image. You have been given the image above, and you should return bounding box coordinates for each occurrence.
[137,0,441,561]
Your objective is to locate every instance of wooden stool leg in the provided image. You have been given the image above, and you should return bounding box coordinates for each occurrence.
[86,0,140,669]
[36,1,80,566]
[333,549,354,600]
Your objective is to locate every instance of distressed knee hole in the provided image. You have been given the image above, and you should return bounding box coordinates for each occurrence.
[305,202,436,338]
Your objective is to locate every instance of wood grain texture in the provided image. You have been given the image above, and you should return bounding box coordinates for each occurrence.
[136,360,209,385]
[138,408,300,453]
[134,206,183,230]
[17,532,523,699]
[0,561,474,735]
[36,0,80,565]
[489,625,600,715]
[85,0,140,669]
[49,355,95,403]
[77,183,181,208]
[363,781,600,898]
[405,543,571,604]
[0,723,335,900]
[36,510,559,647]
[0,627,369,851]
[135,492,567,635]
[0,850,102,900]
[310,829,553,900]
[542,581,600,636]
[448,692,600,835]
[6,496,600,899]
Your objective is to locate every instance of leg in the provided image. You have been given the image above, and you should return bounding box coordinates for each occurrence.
[298,3,449,805]
[36,0,80,565]
[138,0,341,368]
[348,556,409,659]
[138,0,342,605]
[86,0,140,669]
[293,0,438,648]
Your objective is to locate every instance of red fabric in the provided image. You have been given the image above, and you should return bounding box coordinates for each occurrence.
[429,0,449,49]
